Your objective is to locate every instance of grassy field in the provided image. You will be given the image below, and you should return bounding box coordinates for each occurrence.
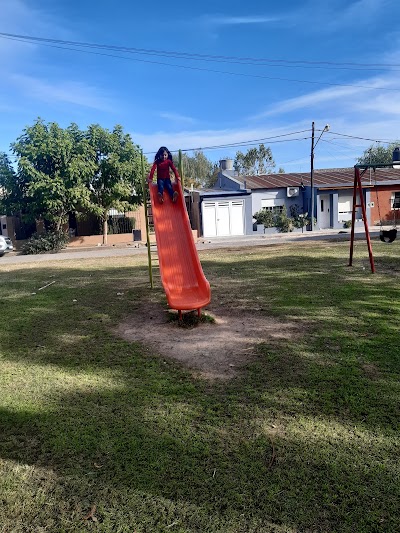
[0,239,399,532]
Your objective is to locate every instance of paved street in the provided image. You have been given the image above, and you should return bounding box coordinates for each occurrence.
[0,226,382,265]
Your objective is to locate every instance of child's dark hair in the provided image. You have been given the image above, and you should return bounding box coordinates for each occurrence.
[154,146,173,162]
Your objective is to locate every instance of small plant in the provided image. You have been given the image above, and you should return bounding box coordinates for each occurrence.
[343,220,352,229]
[21,231,69,255]
[167,310,215,328]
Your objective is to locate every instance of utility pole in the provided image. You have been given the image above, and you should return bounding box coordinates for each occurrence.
[310,121,315,231]
[310,121,329,231]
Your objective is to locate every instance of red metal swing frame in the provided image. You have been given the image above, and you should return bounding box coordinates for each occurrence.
[349,163,396,274]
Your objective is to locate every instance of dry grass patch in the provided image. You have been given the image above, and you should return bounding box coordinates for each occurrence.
[115,302,303,380]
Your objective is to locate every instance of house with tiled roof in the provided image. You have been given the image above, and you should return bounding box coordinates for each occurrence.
[213,159,400,232]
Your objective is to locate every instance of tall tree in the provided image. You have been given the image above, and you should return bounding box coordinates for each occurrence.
[173,150,218,188]
[11,119,91,232]
[234,144,275,175]
[84,124,142,244]
[357,142,400,166]
[0,152,21,215]
[203,162,220,189]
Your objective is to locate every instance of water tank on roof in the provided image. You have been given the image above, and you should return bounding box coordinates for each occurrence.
[393,147,400,165]
[219,159,234,171]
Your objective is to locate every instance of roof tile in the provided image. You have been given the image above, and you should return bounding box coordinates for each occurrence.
[240,167,400,189]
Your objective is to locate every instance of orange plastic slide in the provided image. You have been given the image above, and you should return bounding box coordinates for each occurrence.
[149,181,211,313]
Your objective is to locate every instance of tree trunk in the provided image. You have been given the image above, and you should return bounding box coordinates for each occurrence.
[102,214,108,245]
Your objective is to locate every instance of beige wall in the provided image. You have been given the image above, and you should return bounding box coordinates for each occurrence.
[12,205,198,248]
[69,233,142,247]
[69,229,198,247]
[125,206,146,231]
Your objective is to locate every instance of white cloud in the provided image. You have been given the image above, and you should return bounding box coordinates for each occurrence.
[251,71,400,120]
[333,0,384,27]
[1,0,72,37]
[355,94,400,116]
[159,112,197,124]
[131,125,308,156]
[0,0,75,66]
[276,0,397,34]
[204,15,279,26]
[10,75,113,111]
[251,86,361,119]
[132,98,400,170]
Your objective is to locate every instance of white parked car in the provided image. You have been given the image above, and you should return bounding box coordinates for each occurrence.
[0,236,13,256]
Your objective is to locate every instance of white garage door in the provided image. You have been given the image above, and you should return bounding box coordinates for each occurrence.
[202,200,244,237]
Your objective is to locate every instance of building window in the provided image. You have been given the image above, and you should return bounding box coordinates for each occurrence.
[263,206,284,214]
[338,194,354,215]
[261,198,284,214]
[391,192,400,209]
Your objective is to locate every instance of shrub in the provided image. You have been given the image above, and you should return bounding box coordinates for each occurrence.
[253,209,275,228]
[290,204,310,229]
[275,206,294,233]
[21,231,69,255]
[343,220,352,228]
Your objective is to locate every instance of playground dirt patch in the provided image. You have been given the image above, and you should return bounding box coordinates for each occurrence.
[115,303,302,380]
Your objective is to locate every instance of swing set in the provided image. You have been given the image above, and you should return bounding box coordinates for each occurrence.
[349,163,399,273]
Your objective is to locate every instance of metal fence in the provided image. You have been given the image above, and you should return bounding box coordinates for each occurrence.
[107,214,136,234]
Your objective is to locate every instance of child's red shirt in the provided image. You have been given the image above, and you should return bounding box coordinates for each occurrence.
[149,159,180,181]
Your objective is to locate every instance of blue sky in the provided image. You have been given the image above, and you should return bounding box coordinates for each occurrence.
[1,0,400,172]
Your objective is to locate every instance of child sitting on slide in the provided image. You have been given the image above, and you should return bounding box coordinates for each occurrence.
[148,146,181,203]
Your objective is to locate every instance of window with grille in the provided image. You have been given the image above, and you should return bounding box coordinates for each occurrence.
[391,192,400,209]
[262,206,284,214]
[261,198,284,214]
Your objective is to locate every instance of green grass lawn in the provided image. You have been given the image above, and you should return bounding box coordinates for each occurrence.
[0,240,399,532]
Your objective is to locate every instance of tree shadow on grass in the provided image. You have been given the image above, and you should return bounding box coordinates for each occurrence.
[1,254,399,431]
[0,252,399,530]
[0,371,398,532]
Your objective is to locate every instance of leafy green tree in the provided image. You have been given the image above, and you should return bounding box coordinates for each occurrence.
[357,142,400,165]
[203,162,220,189]
[173,150,218,188]
[0,152,21,215]
[84,124,143,244]
[234,144,275,175]
[11,119,91,232]
[3,120,145,244]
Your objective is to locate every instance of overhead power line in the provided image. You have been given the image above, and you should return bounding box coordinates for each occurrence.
[146,130,395,155]
[326,131,397,143]
[0,32,399,92]
[169,136,312,154]
[3,128,397,160]
[1,32,399,69]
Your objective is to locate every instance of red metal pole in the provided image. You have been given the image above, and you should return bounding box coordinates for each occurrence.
[348,167,358,266]
[357,170,375,273]
[349,167,375,273]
